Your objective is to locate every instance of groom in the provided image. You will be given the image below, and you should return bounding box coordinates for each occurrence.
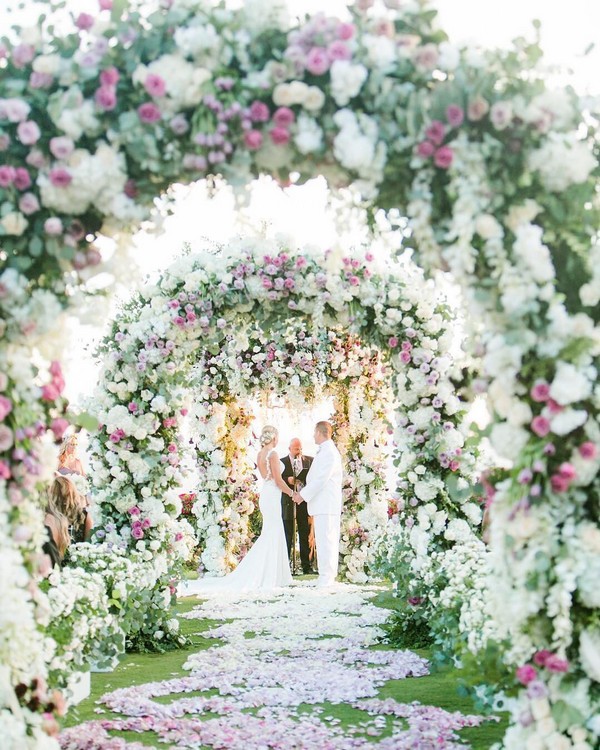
[293,421,342,588]
[281,438,314,575]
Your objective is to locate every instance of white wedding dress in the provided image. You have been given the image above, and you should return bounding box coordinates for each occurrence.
[181,450,293,596]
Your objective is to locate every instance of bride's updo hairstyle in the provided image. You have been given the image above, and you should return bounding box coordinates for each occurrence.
[259,425,278,447]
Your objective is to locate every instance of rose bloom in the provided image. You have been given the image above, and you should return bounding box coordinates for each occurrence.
[467,96,489,121]
[306,47,330,75]
[416,140,434,158]
[530,381,550,402]
[138,102,161,124]
[550,473,570,493]
[0,165,16,187]
[249,100,270,122]
[100,67,120,86]
[49,136,75,159]
[425,120,446,145]
[434,146,453,169]
[327,40,352,62]
[99,0,113,9]
[446,104,464,128]
[144,73,166,97]
[579,441,597,459]
[95,85,117,111]
[49,167,72,187]
[17,120,41,145]
[273,107,295,127]
[44,217,63,235]
[18,192,40,215]
[270,126,290,145]
[75,12,95,30]
[244,130,263,150]
[14,167,31,190]
[531,415,551,437]
[516,664,537,685]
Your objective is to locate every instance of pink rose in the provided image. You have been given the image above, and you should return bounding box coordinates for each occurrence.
[327,40,351,62]
[50,418,69,440]
[18,192,40,215]
[167,443,177,453]
[249,101,270,123]
[128,506,141,516]
[530,381,550,402]
[14,167,31,190]
[100,67,120,86]
[434,146,453,169]
[75,12,95,30]
[41,383,60,402]
[99,0,113,9]
[244,130,263,150]
[49,167,72,187]
[0,395,12,421]
[144,74,166,97]
[270,126,290,145]
[273,107,295,127]
[0,165,16,187]
[545,655,569,673]
[446,104,464,128]
[388,336,399,348]
[0,460,11,479]
[0,424,13,452]
[12,44,35,69]
[531,416,551,437]
[516,664,537,685]
[306,47,330,76]
[95,85,117,111]
[131,522,144,540]
[579,441,597,459]
[0,98,29,122]
[17,120,41,146]
[138,102,161,124]
[425,120,446,145]
[533,650,552,667]
[558,462,576,480]
[416,141,435,158]
[44,217,63,235]
[26,149,46,169]
[337,22,355,40]
[550,474,570,493]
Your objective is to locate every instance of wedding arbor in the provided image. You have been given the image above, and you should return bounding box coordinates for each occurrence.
[0,0,599,747]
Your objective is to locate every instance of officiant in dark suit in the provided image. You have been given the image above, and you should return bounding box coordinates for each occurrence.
[281,438,314,575]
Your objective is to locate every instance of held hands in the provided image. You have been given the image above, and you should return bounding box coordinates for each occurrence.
[292,491,304,505]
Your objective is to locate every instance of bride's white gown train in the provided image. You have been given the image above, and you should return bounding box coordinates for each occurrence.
[181,453,293,595]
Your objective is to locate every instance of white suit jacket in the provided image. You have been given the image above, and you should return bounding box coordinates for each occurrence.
[301,439,343,517]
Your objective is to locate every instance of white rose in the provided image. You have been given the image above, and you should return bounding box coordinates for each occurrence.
[272,83,294,107]
[330,60,368,106]
[303,86,326,112]
[550,409,588,436]
[550,362,593,405]
[33,53,62,75]
[1,212,28,236]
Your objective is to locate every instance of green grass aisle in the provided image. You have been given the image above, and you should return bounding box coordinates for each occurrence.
[62,586,507,748]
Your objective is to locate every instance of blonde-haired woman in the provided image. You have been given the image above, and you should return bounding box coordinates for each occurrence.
[58,433,85,476]
[183,425,293,594]
[44,475,93,567]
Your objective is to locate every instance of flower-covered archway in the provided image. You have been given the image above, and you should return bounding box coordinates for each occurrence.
[1,0,599,747]
[187,317,393,582]
[89,238,472,612]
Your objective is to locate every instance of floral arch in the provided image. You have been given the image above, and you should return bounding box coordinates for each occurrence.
[88,238,472,599]
[1,0,599,747]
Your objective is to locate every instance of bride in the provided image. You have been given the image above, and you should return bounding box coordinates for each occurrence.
[181,425,294,595]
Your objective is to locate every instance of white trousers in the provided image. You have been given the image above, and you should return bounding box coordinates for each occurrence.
[314,513,341,587]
